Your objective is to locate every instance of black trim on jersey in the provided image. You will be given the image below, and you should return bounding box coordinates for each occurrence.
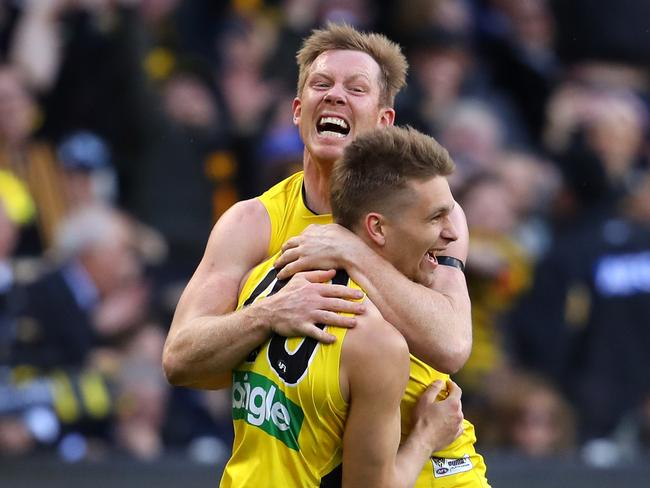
[243,267,282,362]
[331,269,350,287]
[320,463,342,487]
[242,267,279,307]
[267,269,350,385]
[301,182,320,216]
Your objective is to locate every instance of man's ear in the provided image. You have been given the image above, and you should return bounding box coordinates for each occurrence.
[379,107,395,127]
[363,213,386,246]
[292,98,302,126]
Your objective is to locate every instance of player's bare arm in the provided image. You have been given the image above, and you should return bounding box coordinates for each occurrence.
[340,306,464,487]
[275,204,472,373]
[163,199,364,389]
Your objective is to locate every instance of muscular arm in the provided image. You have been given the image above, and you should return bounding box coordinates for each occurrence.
[163,199,364,390]
[162,199,272,389]
[341,312,463,487]
[276,205,472,373]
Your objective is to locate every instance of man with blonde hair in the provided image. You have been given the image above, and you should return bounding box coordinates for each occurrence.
[164,23,481,485]
[220,125,469,487]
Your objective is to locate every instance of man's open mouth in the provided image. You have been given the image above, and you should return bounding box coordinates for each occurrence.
[316,116,350,138]
[426,250,438,264]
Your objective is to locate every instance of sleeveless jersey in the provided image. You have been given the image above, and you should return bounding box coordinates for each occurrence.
[402,358,490,487]
[258,171,332,257]
[227,172,489,487]
[220,257,354,488]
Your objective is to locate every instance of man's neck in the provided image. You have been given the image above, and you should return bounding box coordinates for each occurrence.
[303,154,335,215]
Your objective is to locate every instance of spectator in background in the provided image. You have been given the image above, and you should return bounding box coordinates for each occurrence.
[495,150,559,259]
[507,85,650,442]
[0,65,66,255]
[397,19,529,150]
[9,0,237,300]
[56,130,117,208]
[437,100,505,190]
[453,171,532,412]
[479,0,559,143]
[482,372,576,458]
[13,205,149,370]
[0,171,38,456]
[0,170,34,362]
[10,205,168,460]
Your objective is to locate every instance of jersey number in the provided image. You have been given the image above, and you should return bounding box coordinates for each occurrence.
[243,268,350,385]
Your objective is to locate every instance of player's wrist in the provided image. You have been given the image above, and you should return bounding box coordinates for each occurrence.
[246,300,276,339]
[407,424,438,455]
[436,255,465,272]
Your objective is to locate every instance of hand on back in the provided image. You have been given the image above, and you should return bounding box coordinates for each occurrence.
[255,269,365,343]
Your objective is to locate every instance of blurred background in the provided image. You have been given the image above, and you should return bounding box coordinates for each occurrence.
[0,0,649,486]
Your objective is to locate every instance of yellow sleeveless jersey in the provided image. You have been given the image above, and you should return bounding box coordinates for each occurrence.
[402,357,490,487]
[258,171,332,257]
[220,256,353,488]
[224,172,489,487]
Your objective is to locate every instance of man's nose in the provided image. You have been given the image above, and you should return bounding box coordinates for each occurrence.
[442,218,459,242]
[323,85,346,105]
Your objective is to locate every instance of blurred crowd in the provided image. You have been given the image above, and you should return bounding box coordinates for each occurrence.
[0,0,649,468]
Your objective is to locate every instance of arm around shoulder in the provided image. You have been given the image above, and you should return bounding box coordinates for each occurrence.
[341,204,472,374]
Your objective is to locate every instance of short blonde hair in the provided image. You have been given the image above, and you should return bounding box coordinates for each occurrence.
[331,126,454,230]
[296,23,408,107]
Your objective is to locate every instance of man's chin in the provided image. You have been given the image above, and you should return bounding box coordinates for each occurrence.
[310,144,346,165]
[415,268,435,287]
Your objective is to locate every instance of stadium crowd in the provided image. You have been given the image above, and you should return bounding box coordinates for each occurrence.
[0,0,649,469]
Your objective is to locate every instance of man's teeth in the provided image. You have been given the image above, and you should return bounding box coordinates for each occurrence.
[319,116,348,129]
[320,130,346,138]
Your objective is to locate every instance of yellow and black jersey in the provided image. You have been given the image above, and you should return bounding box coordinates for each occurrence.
[402,356,490,487]
[226,171,490,487]
[220,255,356,488]
[258,171,331,257]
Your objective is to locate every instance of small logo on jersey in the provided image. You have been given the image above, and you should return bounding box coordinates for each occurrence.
[232,370,304,450]
[431,454,474,478]
[277,360,287,373]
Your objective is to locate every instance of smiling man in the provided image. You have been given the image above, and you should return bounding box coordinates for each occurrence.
[220,126,469,487]
[163,23,478,483]
[164,21,470,387]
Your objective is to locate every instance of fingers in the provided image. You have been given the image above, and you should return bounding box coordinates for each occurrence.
[301,324,337,344]
[445,380,462,402]
[276,260,304,280]
[317,284,364,300]
[281,237,301,253]
[318,297,365,315]
[274,247,300,272]
[313,311,357,328]
[292,269,337,283]
[308,327,336,344]
[421,380,445,403]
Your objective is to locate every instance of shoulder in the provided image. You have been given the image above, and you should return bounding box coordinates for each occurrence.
[181,198,271,301]
[259,172,304,200]
[217,198,270,226]
[205,199,270,261]
[257,172,304,212]
[342,303,410,390]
